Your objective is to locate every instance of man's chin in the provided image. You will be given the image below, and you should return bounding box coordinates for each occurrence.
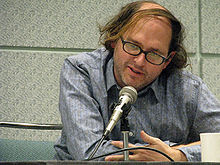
[123,82,142,91]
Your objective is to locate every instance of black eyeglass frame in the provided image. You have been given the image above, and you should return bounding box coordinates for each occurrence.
[120,37,171,65]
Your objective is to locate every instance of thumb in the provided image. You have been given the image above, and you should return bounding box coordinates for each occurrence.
[140,130,159,145]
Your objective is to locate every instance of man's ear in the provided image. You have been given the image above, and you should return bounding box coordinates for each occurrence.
[162,51,176,69]
[168,51,176,61]
[111,42,116,48]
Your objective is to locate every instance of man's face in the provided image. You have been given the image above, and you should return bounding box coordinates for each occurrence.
[113,17,172,91]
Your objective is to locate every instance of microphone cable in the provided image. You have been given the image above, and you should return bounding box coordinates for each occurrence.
[86,147,174,161]
[88,135,106,159]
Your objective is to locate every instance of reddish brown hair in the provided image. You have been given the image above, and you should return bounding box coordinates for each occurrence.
[99,0,188,72]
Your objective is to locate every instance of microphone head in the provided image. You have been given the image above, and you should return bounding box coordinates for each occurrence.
[119,86,137,104]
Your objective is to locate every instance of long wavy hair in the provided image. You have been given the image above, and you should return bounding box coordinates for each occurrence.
[99,0,188,72]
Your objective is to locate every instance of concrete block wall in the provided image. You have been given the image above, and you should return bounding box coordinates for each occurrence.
[0,0,219,141]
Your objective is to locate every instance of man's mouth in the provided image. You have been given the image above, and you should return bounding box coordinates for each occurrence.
[128,66,142,74]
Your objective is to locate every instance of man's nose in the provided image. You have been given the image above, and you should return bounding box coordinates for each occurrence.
[133,53,146,66]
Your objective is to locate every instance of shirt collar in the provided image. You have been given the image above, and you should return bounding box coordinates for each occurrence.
[148,76,163,102]
[106,57,118,91]
[137,76,163,103]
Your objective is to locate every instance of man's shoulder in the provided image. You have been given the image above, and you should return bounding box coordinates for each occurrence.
[166,69,203,86]
[178,70,202,82]
[66,47,110,68]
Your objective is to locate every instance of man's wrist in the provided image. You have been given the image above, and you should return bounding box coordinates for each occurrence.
[172,149,188,161]
[178,149,188,161]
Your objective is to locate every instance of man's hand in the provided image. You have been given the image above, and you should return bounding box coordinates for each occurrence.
[105,130,187,161]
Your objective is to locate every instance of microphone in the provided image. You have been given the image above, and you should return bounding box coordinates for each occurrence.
[88,86,137,159]
[103,86,137,137]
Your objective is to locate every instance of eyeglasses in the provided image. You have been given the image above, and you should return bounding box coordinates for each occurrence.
[121,37,170,65]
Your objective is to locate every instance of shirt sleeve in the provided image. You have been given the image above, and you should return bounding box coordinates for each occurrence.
[179,80,220,161]
[58,58,118,160]
[178,145,201,161]
[195,82,220,133]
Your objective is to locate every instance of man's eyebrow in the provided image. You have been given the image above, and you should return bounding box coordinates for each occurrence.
[126,36,164,55]
[126,37,143,47]
[150,48,164,55]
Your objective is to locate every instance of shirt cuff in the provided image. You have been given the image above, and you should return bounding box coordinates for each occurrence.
[178,144,201,161]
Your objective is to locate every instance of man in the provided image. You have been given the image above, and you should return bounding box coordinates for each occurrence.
[54,0,220,161]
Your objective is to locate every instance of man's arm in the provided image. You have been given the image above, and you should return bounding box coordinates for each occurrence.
[105,131,201,161]
[58,58,118,160]
[172,141,201,149]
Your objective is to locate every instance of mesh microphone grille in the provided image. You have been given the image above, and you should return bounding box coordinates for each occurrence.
[119,86,137,104]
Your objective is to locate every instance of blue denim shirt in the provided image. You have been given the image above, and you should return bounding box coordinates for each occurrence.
[54,47,220,161]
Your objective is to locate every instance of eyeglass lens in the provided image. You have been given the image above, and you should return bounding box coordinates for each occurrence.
[123,41,164,65]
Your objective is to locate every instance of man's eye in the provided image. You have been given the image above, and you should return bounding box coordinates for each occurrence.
[148,52,161,60]
[126,43,139,50]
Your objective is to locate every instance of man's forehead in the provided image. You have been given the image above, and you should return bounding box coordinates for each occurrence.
[137,3,171,25]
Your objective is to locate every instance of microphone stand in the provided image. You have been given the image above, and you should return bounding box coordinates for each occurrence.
[120,105,132,161]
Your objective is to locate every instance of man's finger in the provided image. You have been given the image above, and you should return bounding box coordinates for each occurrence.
[111,141,146,154]
[111,141,136,148]
[105,155,124,161]
[111,141,123,148]
[140,130,161,145]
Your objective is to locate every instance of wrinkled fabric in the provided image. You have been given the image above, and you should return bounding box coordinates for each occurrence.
[54,48,220,161]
